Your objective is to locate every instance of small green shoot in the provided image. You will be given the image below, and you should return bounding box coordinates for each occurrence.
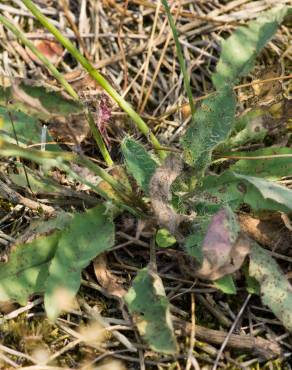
[156,228,176,248]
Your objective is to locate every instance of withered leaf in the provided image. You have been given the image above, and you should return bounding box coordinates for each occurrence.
[149,154,187,235]
[26,37,63,65]
[195,208,250,280]
[93,254,126,299]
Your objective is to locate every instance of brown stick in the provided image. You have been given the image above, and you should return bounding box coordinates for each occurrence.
[177,320,282,360]
[0,178,55,215]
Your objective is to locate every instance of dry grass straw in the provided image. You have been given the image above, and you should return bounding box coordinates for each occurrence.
[0,0,291,368]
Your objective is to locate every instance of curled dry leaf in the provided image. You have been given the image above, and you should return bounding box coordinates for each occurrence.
[238,213,292,252]
[196,208,250,280]
[149,154,187,235]
[26,33,63,64]
[93,254,126,299]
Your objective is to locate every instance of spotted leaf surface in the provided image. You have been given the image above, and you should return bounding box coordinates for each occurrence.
[182,87,236,172]
[249,244,292,332]
[199,171,292,213]
[229,147,292,180]
[125,267,178,354]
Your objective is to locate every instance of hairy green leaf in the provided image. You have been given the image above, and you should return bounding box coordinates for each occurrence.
[125,267,178,354]
[229,147,292,180]
[182,87,236,172]
[249,243,292,331]
[121,137,158,193]
[200,171,292,213]
[44,204,115,321]
[212,7,292,89]
[182,7,291,173]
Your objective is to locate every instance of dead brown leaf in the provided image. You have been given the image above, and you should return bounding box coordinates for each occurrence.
[196,233,250,280]
[252,68,283,105]
[181,208,250,281]
[48,113,90,145]
[149,154,188,236]
[93,254,126,299]
[238,213,292,252]
[26,33,63,65]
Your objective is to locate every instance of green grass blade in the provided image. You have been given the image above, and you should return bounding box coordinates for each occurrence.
[0,140,143,216]
[0,15,113,166]
[85,110,113,166]
[161,0,196,122]
[0,14,77,99]
[21,0,165,159]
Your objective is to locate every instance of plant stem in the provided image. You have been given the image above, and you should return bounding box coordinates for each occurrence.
[76,155,147,211]
[161,0,196,122]
[86,111,113,166]
[22,0,166,160]
[76,155,133,199]
[0,140,144,215]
